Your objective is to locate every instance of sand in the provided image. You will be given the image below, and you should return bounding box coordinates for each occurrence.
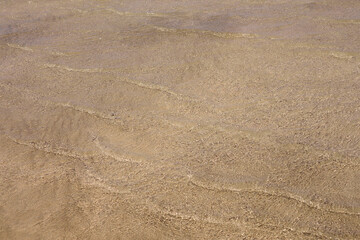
[1,0,360,239]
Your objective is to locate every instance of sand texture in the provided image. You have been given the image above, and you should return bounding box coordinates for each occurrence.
[1,0,360,239]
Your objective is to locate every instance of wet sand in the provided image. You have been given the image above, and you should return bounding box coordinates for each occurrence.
[1,0,360,239]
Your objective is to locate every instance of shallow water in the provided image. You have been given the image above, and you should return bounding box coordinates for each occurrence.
[1,0,360,239]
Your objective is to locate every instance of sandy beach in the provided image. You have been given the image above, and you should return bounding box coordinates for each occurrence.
[1,0,360,239]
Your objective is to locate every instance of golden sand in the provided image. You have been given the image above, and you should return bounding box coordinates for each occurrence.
[1,0,360,239]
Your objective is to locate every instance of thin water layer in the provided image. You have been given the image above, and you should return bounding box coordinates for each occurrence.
[0,0,360,239]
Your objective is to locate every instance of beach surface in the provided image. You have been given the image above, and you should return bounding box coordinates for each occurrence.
[1,0,360,239]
